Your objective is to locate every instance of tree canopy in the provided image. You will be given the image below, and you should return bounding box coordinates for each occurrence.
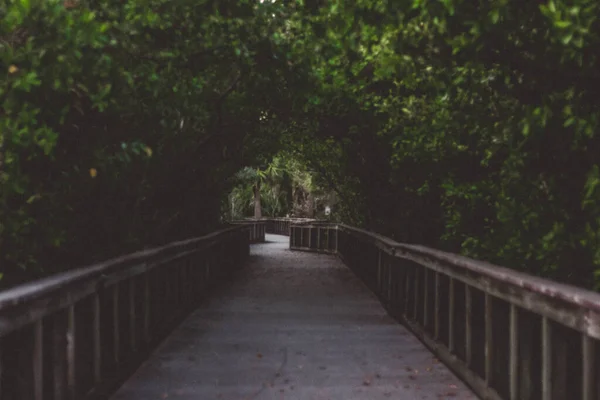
[2,0,600,289]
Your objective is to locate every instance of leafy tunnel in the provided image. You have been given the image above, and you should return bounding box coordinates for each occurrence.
[1,0,600,290]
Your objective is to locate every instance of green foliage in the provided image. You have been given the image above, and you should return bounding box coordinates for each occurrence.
[0,0,304,286]
[225,153,335,219]
[285,0,600,288]
[3,0,600,292]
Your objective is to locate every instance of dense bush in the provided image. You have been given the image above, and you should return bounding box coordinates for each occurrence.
[292,0,600,288]
[0,0,300,286]
[2,0,600,290]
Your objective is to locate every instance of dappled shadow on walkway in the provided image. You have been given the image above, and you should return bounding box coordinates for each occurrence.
[110,234,473,400]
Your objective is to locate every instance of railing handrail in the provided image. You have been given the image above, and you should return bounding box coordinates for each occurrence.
[0,225,244,313]
[339,224,600,307]
[289,221,600,399]
[294,222,600,337]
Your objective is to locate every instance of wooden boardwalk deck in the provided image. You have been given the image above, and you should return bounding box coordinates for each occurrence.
[110,234,474,400]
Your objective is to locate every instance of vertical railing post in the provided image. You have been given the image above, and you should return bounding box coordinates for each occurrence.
[317,227,321,251]
[510,304,519,400]
[485,293,493,387]
[465,285,472,367]
[434,272,440,340]
[33,319,44,400]
[93,293,102,384]
[113,284,120,365]
[308,227,312,249]
[377,250,382,298]
[129,278,136,351]
[542,317,552,400]
[449,278,455,353]
[583,335,595,400]
[413,267,419,321]
[53,312,66,400]
[0,347,3,399]
[143,272,150,343]
[67,305,76,400]
[335,227,339,253]
[404,267,411,316]
[387,256,393,307]
[423,269,429,330]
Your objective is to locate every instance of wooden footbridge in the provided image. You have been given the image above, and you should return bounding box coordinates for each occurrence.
[1,219,599,400]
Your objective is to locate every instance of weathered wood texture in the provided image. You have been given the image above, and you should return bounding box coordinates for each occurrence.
[229,220,267,242]
[290,223,600,400]
[0,225,252,400]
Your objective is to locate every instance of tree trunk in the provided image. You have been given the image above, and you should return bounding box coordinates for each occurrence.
[253,182,262,219]
[306,192,315,218]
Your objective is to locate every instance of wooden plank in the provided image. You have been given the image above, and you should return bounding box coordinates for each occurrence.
[509,304,518,400]
[542,316,552,400]
[33,319,44,400]
[465,285,472,367]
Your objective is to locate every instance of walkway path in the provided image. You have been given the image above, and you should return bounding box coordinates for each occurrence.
[110,234,474,400]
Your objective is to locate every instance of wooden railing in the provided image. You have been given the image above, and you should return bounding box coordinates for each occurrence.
[289,221,337,253]
[290,222,600,400]
[229,220,266,242]
[230,218,320,239]
[0,226,250,400]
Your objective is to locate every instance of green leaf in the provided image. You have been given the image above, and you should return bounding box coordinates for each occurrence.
[564,117,576,127]
[490,9,500,24]
[555,20,572,29]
